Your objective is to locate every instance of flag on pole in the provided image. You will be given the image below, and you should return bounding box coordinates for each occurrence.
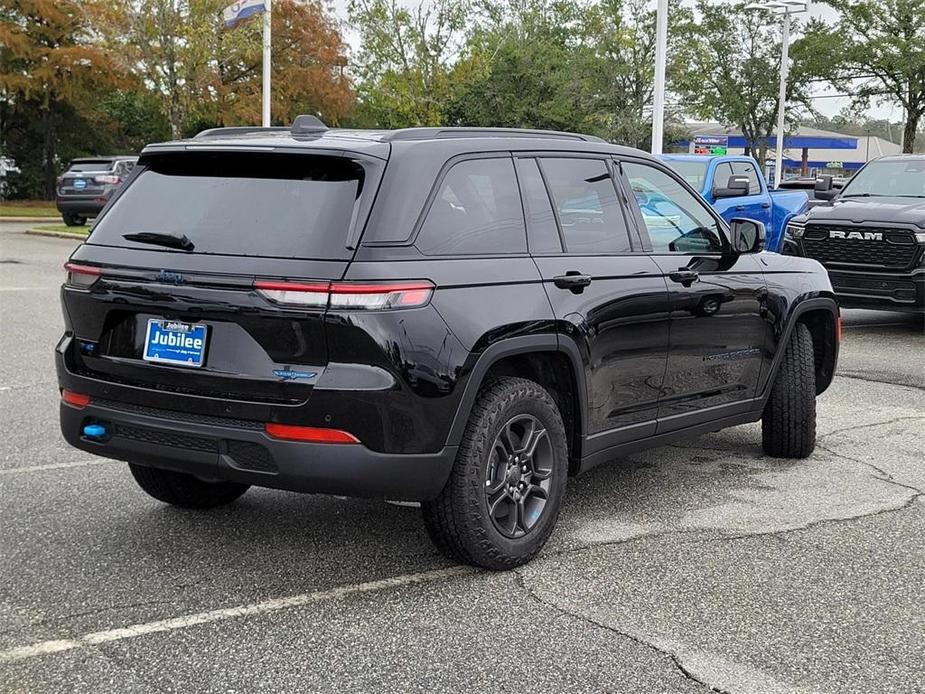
[223,0,266,29]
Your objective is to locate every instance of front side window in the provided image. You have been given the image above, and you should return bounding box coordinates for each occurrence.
[416,157,526,255]
[731,161,762,195]
[539,157,632,254]
[623,161,726,254]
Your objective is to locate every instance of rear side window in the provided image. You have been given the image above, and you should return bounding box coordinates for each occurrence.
[89,153,366,259]
[515,158,562,253]
[731,161,762,195]
[539,157,631,254]
[415,157,526,256]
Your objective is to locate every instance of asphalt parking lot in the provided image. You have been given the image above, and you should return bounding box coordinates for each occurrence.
[1,220,923,694]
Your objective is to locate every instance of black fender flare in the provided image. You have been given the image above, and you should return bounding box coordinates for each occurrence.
[445,334,588,447]
[759,295,839,403]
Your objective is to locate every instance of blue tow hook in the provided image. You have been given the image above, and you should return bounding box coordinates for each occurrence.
[83,423,108,440]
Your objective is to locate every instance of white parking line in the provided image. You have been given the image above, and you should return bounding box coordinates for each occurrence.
[0,459,117,475]
[0,566,472,663]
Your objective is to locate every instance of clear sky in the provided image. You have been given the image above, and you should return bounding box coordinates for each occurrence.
[326,0,900,123]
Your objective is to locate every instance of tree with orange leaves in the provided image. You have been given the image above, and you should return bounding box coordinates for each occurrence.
[0,0,125,197]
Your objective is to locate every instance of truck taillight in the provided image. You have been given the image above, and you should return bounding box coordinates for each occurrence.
[254,280,435,310]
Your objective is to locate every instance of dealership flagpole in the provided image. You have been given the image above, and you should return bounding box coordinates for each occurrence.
[262,0,272,127]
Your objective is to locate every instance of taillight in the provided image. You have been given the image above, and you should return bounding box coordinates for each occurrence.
[64,262,101,288]
[61,390,91,408]
[93,175,121,184]
[264,423,359,444]
[254,280,434,310]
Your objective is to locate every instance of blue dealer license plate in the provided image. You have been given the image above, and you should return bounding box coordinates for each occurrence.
[143,319,208,367]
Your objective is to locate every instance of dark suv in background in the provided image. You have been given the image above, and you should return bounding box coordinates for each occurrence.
[57,118,839,569]
[56,156,137,226]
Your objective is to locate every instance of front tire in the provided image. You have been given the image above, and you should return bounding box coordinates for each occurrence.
[762,322,816,458]
[129,464,249,509]
[422,377,568,570]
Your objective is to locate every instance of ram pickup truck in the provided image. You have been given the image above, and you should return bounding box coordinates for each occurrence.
[782,155,925,313]
[662,154,809,252]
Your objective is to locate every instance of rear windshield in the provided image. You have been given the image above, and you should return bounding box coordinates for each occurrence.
[68,161,114,173]
[89,152,366,259]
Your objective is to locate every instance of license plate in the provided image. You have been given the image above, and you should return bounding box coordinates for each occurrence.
[73,179,87,189]
[143,319,208,367]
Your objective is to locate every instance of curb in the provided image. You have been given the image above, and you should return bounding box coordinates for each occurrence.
[1,216,60,223]
[25,228,88,240]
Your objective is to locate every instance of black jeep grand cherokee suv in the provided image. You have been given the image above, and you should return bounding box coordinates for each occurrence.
[58,118,839,569]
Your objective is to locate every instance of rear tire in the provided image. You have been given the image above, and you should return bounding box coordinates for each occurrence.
[129,464,249,509]
[422,377,568,570]
[762,322,816,458]
[62,213,86,227]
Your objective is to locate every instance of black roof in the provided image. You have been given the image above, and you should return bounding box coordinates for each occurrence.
[145,122,645,160]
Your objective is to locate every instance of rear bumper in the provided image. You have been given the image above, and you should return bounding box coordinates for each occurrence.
[56,197,107,216]
[827,267,925,313]
[60,399,457,501]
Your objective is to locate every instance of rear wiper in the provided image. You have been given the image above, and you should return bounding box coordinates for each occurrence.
[122,231,195,251]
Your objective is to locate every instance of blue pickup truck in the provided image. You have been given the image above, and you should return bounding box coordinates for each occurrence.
[661,154,809,252]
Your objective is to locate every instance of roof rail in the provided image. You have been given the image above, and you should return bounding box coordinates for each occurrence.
[381,127,606,143]
[194,126,290,139]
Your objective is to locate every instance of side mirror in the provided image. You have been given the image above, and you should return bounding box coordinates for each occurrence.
[713,175,750,199]
[814,174,837,200]
[729,217,766,254]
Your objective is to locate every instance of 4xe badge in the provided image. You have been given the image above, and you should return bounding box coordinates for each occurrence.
[273,369,317,382]
[829,230,883,241]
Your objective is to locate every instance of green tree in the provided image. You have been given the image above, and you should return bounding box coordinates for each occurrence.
[444,0,687,149]
[444,0,585,133]
[348,0,469,127]
[0,0,124,197]
[793,0,925,153]
[674,0,810,163]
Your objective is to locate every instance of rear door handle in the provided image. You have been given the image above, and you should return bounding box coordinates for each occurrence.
[553,272,592,293]
[735,205,746,211]
[668,269,699,287]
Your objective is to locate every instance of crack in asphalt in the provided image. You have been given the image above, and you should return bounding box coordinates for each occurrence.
[513,570,731,694]
[717,492,923,543]
[836,372,924,392]
[817,415,925,442]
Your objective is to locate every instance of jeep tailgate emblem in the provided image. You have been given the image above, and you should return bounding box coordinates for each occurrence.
[156,270,185,285]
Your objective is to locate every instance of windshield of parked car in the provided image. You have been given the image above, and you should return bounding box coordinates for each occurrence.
[840,159,925,198]
[665,160,709,190]
[68,162,114,173]
[89,152,366,259]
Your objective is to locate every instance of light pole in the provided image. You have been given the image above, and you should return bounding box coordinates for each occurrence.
[651,0,669,155]
[745,0,808,188]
